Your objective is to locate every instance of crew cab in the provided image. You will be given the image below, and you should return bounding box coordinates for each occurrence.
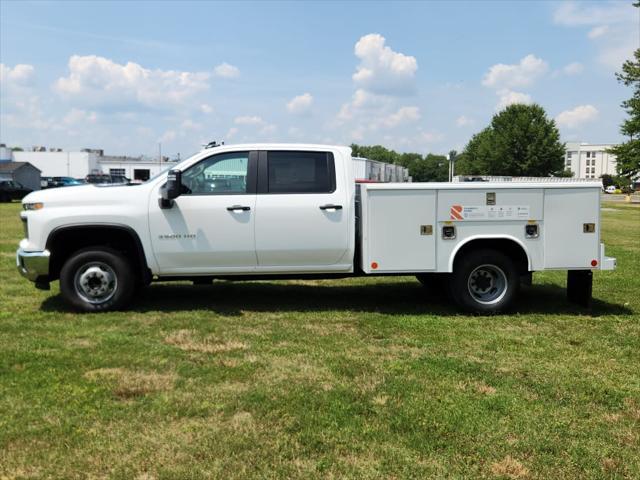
[16,143,616,313]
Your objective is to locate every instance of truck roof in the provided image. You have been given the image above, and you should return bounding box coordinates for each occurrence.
[202,143,350,152]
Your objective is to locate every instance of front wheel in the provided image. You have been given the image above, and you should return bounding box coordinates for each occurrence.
[449,249,519,314]
[59,248,136,312]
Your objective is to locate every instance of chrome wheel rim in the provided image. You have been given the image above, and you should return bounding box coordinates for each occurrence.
[74,262,117,305]
[467,264,508,305]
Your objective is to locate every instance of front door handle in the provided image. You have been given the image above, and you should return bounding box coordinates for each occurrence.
[319,204,343,210]
[227,205,251,211]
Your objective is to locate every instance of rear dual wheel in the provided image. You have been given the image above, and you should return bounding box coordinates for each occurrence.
[447,249,519,314]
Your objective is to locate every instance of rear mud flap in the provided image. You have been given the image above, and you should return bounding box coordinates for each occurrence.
[567,270,592,308]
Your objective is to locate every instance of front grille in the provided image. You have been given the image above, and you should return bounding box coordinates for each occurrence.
[21,216,28,239]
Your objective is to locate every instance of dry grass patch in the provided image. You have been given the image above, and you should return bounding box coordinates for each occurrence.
[602,412,622,423]
[265,354,334,386]
[490,456,529,479]
[601,457,620,474]
[67,338,95,349]
[164,329,247,354]
[372,394,389,406]
[84,368,176,399]
[229,411,255,433]
[457,380,497,395]
[623,398,640,420]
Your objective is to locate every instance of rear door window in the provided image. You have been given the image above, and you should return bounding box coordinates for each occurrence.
[266,151,335,194]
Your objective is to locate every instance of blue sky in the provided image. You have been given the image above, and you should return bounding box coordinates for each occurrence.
[1,1,638,157]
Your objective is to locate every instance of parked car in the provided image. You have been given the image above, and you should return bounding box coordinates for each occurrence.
[604,185,618,194]
[0,180,32,202]
[40,177,54,189]
[85,174,130,185]
[53,176,84,187]
[17,143,616,313]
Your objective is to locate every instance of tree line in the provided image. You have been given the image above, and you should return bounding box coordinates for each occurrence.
[352,103,571,182]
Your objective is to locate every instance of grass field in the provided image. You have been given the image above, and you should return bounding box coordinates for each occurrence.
[1,201,639,479]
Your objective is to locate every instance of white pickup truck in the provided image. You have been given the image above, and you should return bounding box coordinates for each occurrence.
[16,143,616,313]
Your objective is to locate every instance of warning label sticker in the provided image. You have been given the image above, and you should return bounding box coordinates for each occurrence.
[450,205,530,221]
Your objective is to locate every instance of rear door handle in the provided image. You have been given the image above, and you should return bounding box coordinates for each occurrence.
[227,205,251,211]
[319,204,343,210]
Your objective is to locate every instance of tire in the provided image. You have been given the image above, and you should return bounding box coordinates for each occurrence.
[59,247,136,312]
[448,249,519,314]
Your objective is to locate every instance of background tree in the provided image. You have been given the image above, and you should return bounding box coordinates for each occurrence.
[607,9,640,180]
[350,144,448,181]
[418,154,449,182]
[458,104,565,177]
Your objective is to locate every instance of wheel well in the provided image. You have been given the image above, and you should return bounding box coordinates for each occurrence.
[46,225,150,282]
[452,238,529,274]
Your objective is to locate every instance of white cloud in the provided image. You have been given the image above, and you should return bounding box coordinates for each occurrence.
[0,63,35,86]
[54,55,211,109]
[562,62,584,76]
[286,93,313,115]
[158,130,177,143]
[259,124,277,135]
[337,89,391,122]
[597,40,637,71]
[552,2,637,71]
[352,33,418,95]
[456,115,473,127]
[482,54,548,89]
[180,119,202,131]
[553,1,632,26]
[200,103,213,114]
[588,25,609,39]
[229,115,276,141]
[555,105,599,128]
[234,115,264,125]
[380,106,421,128]
[63,108,97,125]
[213,62,240,79]
[496,89,532,111]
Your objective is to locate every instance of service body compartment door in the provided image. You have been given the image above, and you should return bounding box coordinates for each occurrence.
[363,188,436,272]
[544,188,600,269]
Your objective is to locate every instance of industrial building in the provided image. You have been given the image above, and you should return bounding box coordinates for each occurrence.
[4,147,176,182]
[564,142,618,179]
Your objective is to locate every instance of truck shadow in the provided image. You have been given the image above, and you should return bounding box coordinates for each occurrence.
[41,278,632,317]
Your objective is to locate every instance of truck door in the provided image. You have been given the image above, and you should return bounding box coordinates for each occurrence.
[148,151,258,274]
[254,150,351,269]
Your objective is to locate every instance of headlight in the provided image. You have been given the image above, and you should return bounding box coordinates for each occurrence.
[23,202,44,211]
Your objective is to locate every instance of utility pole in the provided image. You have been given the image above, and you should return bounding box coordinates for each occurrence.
[158,143,162,166]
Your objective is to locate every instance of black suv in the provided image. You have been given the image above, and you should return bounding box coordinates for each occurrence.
[0,180,32,202]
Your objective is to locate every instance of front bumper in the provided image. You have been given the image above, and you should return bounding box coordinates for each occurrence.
[16,248,50,282]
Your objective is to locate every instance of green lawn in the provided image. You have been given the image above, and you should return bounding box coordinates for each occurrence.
[1,201,639,479]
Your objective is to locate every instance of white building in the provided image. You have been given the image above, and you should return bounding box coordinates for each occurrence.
[564,142,618,179]
[13,150,100,178]
[99,155,172,182]
[8,148,176,181]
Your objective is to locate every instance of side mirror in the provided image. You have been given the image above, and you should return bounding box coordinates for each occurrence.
[159,169,182,209]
